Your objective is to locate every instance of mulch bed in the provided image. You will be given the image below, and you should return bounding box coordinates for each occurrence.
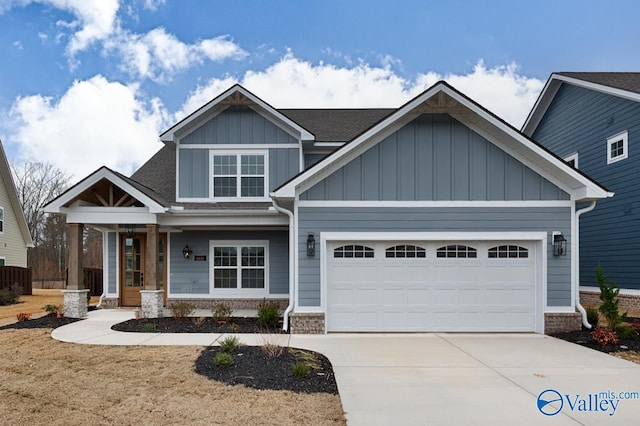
[552,317,640,354]
[0,313,82,330]
[111,317,284,334]
[195,346,339,394]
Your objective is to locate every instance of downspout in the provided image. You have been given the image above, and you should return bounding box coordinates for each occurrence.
[271,196,295,332]
[96,229,108,308]
[575,200,597,329]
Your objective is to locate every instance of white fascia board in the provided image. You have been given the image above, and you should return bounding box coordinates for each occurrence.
[161,85,314,143]
[158,215,288,227]
[45,168,166,214]
[64,207,157,224]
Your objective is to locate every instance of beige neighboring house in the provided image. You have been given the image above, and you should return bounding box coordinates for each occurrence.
[0,139,34,267]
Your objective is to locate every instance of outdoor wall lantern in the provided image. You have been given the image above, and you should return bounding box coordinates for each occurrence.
[307,233,316,257]
[553,232,567,256]
[125,224,135,238]
[182,245,193,260]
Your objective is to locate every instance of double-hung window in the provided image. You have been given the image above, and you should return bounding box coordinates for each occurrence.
[212,152,267,199]
[211,241,268,295]
[0,207,3,233]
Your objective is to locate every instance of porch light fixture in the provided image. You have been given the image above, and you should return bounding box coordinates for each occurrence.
[182,245,193,260]
[553,232,567,256]
[307,233,315,257]
[125,224,135,238]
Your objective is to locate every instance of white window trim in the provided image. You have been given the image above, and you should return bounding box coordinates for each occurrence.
[209,240,269,298]
[607,131,628,164]
[564,152,579,169]
[210,150,269,201]
[0,206,4,235]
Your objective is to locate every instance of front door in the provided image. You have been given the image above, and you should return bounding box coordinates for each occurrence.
[121,234,145,306]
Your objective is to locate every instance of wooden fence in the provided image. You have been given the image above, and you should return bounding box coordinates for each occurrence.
[65,268,104,296]
[0,266,33,295]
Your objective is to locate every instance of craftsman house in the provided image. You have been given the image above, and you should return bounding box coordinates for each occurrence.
[44,82,612,333]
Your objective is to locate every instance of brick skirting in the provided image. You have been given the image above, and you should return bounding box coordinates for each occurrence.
[289,312,325,334]
[544,312,582,334]
[580,289,640,313]
[165,298,289,311]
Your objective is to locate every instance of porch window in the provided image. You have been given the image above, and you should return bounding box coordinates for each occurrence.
[212,152,267,199]
[212,241,268,293]
[0,207,3,233]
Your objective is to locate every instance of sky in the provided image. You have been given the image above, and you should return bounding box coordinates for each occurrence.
[0,0,639,182]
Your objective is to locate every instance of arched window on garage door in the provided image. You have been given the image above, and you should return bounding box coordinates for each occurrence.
[436,245,477,258]
[385,244,426,258]
[333,245,375,258]
[488,245,528,258]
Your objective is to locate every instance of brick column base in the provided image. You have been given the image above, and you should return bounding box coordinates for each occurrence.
[63,289,89,318]
[141,290,164,318]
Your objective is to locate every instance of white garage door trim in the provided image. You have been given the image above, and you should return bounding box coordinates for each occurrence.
[320,232,547,333]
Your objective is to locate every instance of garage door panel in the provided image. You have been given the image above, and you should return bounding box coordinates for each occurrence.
[327,240,538,332]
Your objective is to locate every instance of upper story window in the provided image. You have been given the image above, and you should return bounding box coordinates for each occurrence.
[564,152,579,169]
[0,207,4,233]
[607,131,628,164]
[212,152,268,199]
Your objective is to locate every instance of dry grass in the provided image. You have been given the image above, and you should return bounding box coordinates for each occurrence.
[0,329,345,425]
[0,289,100,326]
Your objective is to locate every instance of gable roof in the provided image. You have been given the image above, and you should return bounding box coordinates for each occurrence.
[0,140,33,248]
[273,81,613,202]
[160,84,315,143]
[44,166,167,214]
[522,72,640,135]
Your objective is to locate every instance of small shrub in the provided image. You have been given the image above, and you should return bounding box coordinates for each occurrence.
[257,299,280,328]
[169,302,196,319]
[141,322,158,332]
[212,303,233,323]
[214,352,234,368]
[229,323,241,332]
[290,349,321,370]
[192,316,206,328]
[0,286,20,306]
[43,304,63,315]
[596,263,627,329]
[218,336,242,353]
[585,306,599,327]
[591,328,618,346]
[615,323,639,339]
[260,341,284,358]
[16,312,31,322]
[291,361,310,378]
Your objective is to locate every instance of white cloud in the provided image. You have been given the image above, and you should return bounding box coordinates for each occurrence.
[179,53,543,127]
[142,0,165,11]
[9,75,168,180]
[104,28,247,82]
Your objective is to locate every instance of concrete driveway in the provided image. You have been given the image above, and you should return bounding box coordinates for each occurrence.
[289,333,640,426]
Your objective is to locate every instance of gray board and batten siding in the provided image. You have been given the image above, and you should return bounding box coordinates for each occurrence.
[532,83,640,289]
[168,230,289,296]
[297,207,572,308]
[176,106,301,199]
[301,114,569,201]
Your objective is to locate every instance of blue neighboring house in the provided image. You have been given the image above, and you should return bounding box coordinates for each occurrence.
[523,73,640,299]
[45,81,611,333]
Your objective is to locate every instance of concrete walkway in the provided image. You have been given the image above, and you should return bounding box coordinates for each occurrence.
[53,310,640,425]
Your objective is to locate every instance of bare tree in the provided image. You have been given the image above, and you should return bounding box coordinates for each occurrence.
[11,161,71,247]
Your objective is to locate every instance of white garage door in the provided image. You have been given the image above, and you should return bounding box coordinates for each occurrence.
[326,241,537,332]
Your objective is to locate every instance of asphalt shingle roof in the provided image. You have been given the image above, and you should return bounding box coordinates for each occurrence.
[280,109,394,141]
[557,72,640,95]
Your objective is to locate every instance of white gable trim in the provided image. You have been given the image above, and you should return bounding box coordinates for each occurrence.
[274,82,612,201]
[160,85,314,143]
[523,74,640,135]
[44,167,167,214]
